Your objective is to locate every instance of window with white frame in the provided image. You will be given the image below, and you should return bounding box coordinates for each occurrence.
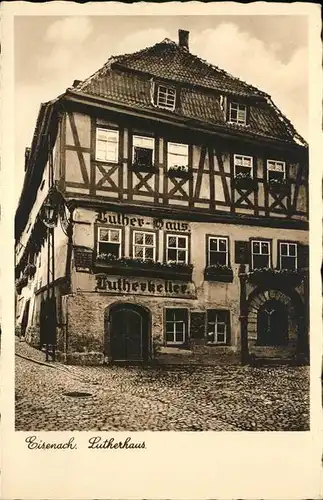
[229,102,247,125]
[165,308,188,345]
[97,227,121,258]
[234,154,253,177]
[166,234,188,264]
[95,128,119,163]
[279,242,297,270]
[132,135,155,168]
[133,231,156,261]
[251,240,271,269]
[267,160,286,181]
[156,85,176,110]
[207,310,229,345]
[167,142,189,171]
[208,236,229,266]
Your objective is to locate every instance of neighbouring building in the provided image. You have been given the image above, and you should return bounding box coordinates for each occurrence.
[15,30,309,365]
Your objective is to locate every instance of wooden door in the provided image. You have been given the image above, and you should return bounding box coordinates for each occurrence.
[110,304,148,362]
[257,299,288,346]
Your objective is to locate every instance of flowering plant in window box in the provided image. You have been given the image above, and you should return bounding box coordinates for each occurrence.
[268,177,289,195]
[204,264,234,283]
[248,267,307,287]
[130,163,158,174]
[15,275,28,295]
[167,165,191,179]
[95,254,193,280]
[24,263,36,278]
[233,172,258,190]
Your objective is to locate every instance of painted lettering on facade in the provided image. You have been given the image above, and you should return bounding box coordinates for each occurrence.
[96,211,190,232]
[95,274,196,298]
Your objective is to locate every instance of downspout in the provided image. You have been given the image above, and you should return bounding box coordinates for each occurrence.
[64,205,75,358]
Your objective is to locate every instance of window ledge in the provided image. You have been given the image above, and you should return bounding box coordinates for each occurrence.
[130,163,158,174]
[204,266,234,283]
[167,169,191,179]
[161,346,192,355]
[94,259,193,281]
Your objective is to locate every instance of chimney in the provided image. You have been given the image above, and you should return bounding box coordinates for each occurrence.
[178,29,189,50]
[72,79,82,88]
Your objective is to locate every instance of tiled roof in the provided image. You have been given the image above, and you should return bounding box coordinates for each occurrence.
[73,38,306,146]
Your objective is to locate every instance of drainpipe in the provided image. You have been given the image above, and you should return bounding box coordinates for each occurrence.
[64,205,74,359]
[239,264,249,364]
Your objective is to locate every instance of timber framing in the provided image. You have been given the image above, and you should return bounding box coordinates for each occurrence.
[66,197,309,231]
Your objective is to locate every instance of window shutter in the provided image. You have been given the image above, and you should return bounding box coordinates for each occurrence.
[235,241,250,264]
[190,311,206,339]
[298,244,309,269]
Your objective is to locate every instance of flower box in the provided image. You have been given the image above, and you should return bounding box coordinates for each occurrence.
[204,265,234,283]
[248,268,308,287]
[24,263,36,278]
[16,275,28,295]
[95,255,193,280]
[130,163,158,174]
[167,167,191,179]
[268,178,289,195]
[233,173,258,191]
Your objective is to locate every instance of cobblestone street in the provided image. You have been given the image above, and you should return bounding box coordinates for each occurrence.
[15,339,309,431]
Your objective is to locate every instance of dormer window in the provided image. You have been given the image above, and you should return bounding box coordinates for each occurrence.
[229,102,247,125]
[156,85,176,110]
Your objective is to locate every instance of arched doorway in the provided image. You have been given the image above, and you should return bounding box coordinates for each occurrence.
[106,303,150,362]
[257,299,288,346]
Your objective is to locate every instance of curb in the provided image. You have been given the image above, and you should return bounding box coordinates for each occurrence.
[15,352,59,369]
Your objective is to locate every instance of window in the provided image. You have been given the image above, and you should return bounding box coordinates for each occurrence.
[208,237,229,266]
[207,310,229,345]
[279,242,297,270]
[97,228,121,258]
[133,231,156,261]
[95,128,119,163]
[167,142,188,170]
[251,240,271,269]
[234,155,253,177]
[267,160,286,181]
[229,102,247,125]
[165,308,188,345]
[157,85,176,110]
[132,135,155,168]
[166,234,188,264]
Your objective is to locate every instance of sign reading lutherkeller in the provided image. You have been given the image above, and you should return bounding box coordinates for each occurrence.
[95,274,196,298]
[96,210,190,232]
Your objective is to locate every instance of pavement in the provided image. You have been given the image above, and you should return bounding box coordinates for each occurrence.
[15,338,310,431]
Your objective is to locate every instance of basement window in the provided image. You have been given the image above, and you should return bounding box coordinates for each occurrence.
[165,308,188,345]
[156,85,176,111]
[207,310,230,345]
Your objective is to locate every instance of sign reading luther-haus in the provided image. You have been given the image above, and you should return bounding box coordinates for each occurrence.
[95,274,196,298]
[96,211,190,232]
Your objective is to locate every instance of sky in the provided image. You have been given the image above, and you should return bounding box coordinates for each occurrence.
[14,15,308,201]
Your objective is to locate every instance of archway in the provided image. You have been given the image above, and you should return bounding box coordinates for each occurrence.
[105,303,150,362]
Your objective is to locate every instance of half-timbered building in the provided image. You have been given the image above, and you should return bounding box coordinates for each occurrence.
[15,30,309,365]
